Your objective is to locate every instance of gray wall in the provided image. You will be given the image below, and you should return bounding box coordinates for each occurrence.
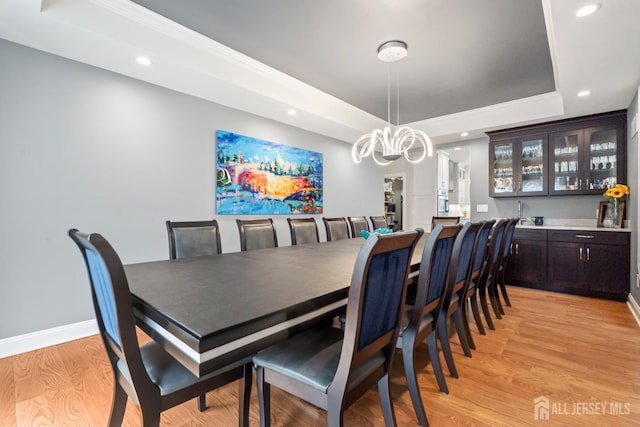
[628,90,639,303]
[0,40,383,340]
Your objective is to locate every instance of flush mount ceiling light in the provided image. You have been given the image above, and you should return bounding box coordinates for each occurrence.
[352,41,433,166]
[578,90,591,97]
[576,3,601,17]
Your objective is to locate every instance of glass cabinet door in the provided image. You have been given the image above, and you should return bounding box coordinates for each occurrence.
[549,130,582,194]
[519,135,546,195]
[491,141,515,197]
[585,126,620,192]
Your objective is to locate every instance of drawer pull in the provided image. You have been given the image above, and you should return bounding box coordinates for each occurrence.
[575,234,594,239]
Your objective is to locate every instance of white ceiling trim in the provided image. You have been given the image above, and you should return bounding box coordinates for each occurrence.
[2,0,603,146]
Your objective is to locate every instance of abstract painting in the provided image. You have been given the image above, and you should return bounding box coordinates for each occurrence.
[216,130,323,214]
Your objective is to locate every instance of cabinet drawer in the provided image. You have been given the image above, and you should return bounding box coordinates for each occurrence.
[548,230,629,245]
[513,228,547,241]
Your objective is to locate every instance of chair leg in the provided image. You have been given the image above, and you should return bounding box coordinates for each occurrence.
[453,310,472,357]
[479,287,496,330]
[256,366,271,427]
[108,382,128,427]
[437,318,458,379]
[469,294,486,335]
[426,332,449,394]
[239,363,252,427]
[377,374,400,427]
[402,344,430,426]
[460,301,476,350]
[197,394,206,412]
[499,276,512,307]
[488,281,503,319]
[140,408,161,427]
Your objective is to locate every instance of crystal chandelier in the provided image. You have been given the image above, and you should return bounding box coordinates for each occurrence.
[352,41,433,166]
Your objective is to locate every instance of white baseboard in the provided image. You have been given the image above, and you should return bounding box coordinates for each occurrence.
[0,319,98,358]
[627,294,640,327]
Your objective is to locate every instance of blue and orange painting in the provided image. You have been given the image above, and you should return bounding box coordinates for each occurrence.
[216,130,323,214]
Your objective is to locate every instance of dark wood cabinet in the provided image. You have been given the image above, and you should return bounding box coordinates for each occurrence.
[505,229,547,287]
[506,228,630,301]
[488,110,626,199]
[489,134,547,197]
[546,230,629,301]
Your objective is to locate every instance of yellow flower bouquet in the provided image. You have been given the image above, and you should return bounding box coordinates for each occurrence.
[602,183,629,228]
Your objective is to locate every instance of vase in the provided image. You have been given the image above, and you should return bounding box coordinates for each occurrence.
[604,199,620,228]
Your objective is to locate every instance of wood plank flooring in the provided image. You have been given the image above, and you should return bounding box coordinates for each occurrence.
[2,286,639,426]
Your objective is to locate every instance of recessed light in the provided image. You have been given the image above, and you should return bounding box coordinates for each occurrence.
[454,147,462,151]
[136,56,152,66]
[460,132,469,137]
[577,90,591,97]
[287,109,297,116]
[576,3,600,17]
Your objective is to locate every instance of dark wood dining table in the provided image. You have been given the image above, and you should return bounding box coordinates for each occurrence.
[125,235,426,377]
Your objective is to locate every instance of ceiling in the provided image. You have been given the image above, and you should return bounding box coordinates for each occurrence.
[1,0,638,146]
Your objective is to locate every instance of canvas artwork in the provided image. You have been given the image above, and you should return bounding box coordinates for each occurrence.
[216,130,323,214]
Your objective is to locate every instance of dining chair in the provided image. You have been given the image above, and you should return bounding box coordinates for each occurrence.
[396,224,462,426]
[68,229,252,427]
[236,218,278,251]
[492,217,519,314]
[438,221,484,360]
[287,217,320,245]
[431,216,461,230]
[166,220,222,259]
[370,215,388,230]
[253,229,424,427]
[460,220,495,339]
[475,219,508,330]
[322,217,350,241]
[348,216,370,238]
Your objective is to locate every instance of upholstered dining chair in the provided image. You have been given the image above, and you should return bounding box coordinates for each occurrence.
[475,219,508,330]
[492,217,519,315]
[236,218,278,251]
[396,224,461,426]
[348,216,370,238]
[323,217,350,241]
[438,221,484,360]
[287,217,319,245]
[370,215,388,230]
[253,229,424,427]
[68,229,252,427]
[431,216,461,230]
[166,220,222,259]
[460,220,495,339]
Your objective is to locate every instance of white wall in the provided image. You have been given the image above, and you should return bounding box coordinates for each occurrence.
[0,40,383,340]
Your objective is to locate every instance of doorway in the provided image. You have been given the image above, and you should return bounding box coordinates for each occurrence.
[384,174,405,231]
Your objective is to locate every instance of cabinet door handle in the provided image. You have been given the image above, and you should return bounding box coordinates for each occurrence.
[586,247,590,261]
[586,179,590,190]
[579,247,583,260]
[575,234,594,239]
[579,178,582,189]
[515,243,519,255]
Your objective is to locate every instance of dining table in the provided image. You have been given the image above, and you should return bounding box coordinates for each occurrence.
[125,234,426,377]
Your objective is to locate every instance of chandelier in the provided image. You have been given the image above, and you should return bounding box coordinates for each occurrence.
[352,41,433,166]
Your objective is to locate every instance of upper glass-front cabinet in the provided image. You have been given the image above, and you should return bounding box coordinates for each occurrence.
[549,124,624,195]
[488,110,626,199]
[490,134,547,197]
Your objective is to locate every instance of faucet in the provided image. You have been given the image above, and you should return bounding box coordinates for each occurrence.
[517,200,522,221]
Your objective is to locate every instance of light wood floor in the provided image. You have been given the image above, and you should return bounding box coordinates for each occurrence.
[2,286,639,426]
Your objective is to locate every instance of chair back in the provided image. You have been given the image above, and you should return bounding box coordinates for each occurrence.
[370,216,388,230]
[499,218,518,265]
[166,220,222,259]
[323,217,350,241]
[68,229,152,398]
[332,229,423,393]
[478,219,508,286]
[348,216,370,238]
[411,224,463,324]
[448,222,484,301]
[469,220,496,282]
[237,219,278,251]
[431,216,461,230]
[287,217,319,245]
